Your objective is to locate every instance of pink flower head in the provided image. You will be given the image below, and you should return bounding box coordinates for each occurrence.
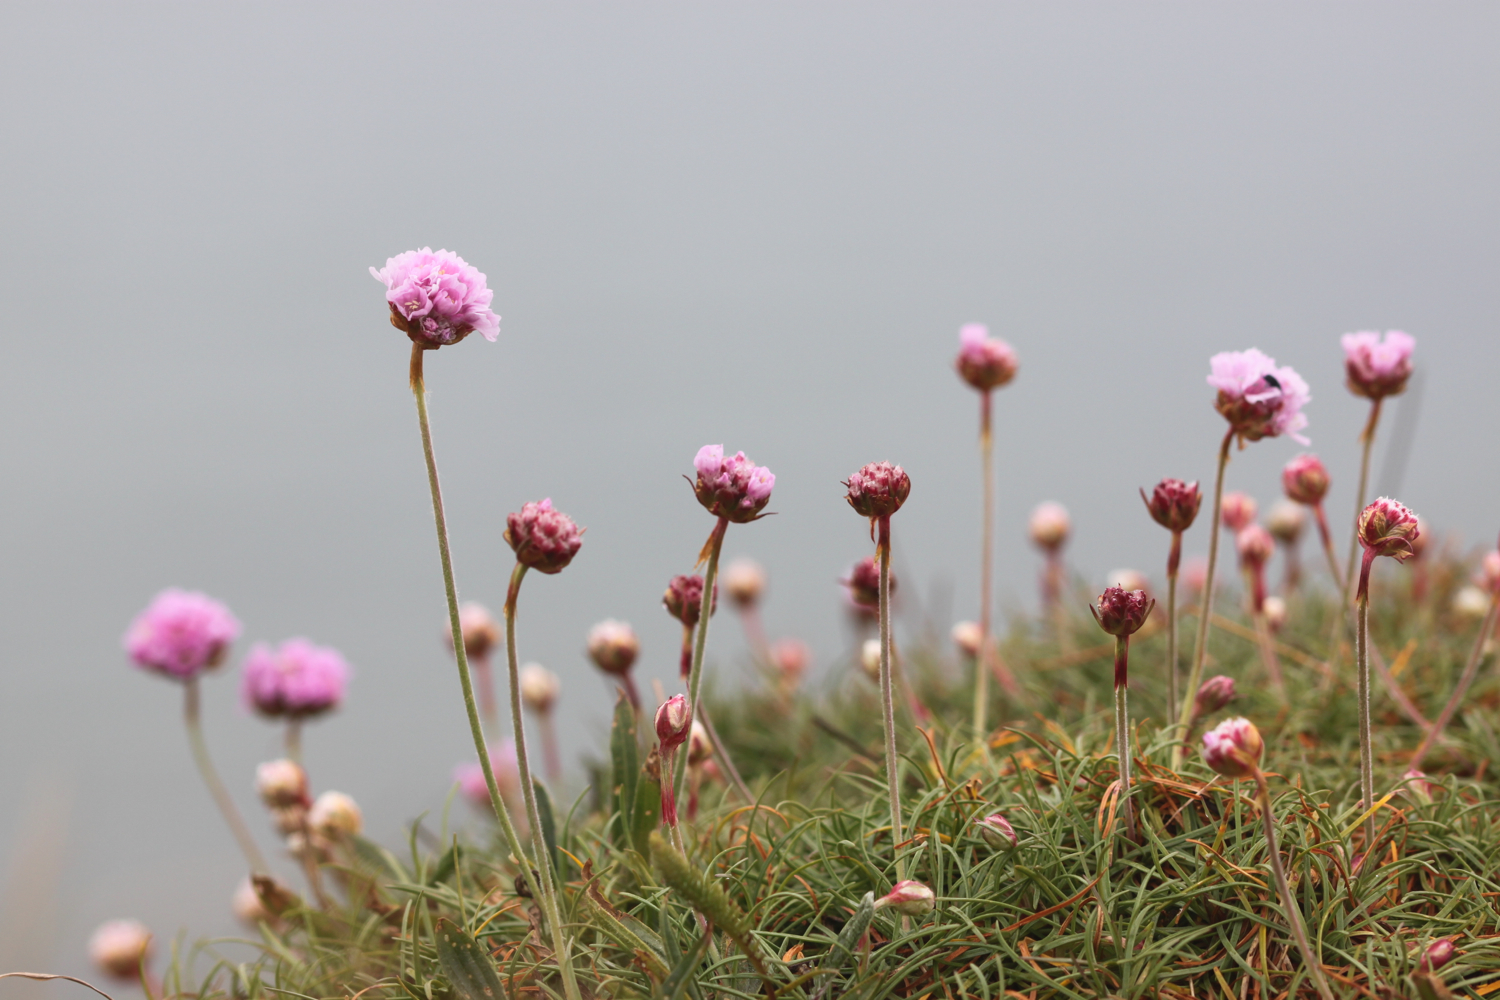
[722,558,766,608]
[1193,675,1237,719]
[655,695,692,754]
[1141,479,1202,533]
[1357,497,1421,562]
[454,741,520,807]
[771,638,810,681]
[951,620,983,658]
[124,589,240,680]
[663,574,716,628]
[1266,501,1306,544]
[1220,492,1258,533]
[370,248,500,349]
[505,498,583,574]
[1029,502,1070,552]
[955,323,1019,392]
[842,556,894,609]
[1091,586,1153,638]
[586,619,639,676]
[241,638,350,718]
[1201,716,1264,780]
[1282,454,1331,505]
[874,879,936,916]
[1207,349,1311,446]
[975,812,1018,851]
[692,445,775,523]
[255,759,310,809]
[1418,937,1456,972]
[445,602,499,661]
[1236,525,1275,569]
[1341,330,1414,400]
[89,919,153,980]
[519,662,559,713]
[1401,767,1436,803]
[844,461,911,522]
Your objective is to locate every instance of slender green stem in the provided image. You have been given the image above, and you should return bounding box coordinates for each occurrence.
[183,678,269,873]
[1355,550,1376,850]
[877,515,905,881]
[1174,427,1234,768]
[675,517,728,809]
[661,749,687,855]
[1411,585,1500,769]
[1344,399,1384,597]
[974,394,993,740]
[410,346,579,1000]
[1255,775,1335,1000]
[1165,532,1181,727]
[284,718,302,765]
[1112,636,1136,843]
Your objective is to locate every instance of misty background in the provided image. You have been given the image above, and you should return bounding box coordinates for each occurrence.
[2,1,1498,983]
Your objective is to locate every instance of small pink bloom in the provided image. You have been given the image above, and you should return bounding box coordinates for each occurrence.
[89,919,153,980]
[124,589,240,680]
[874,879,936,916]
[1263,595,1288,631]
[655,695,692,754]
[1266,501,1305,544]
[1029,502,1070,552]
[519,663,559,713]
[1236,525,1275,569]
[1220,492,1258,533]
[455,742,521,807]
[1207,349,1311,445]
[951,621,983,658]
[1091,586,1153,638]
[844,461,911,520]
[1341,330,1414,400]
[1141,479,1202,533]
[663,574,716,628]
[975,812,1018,850]
[722,558,766,608]
[687,720,712,766]
[1357,497,1421,561]
[506,498,584,574]
[955,323,1019,392]
[1418,937,1456,971]
[1201,716,1264,780]
[1402,767,1436,803]
[692,445,776,522]
[842,556,894,609]
[370,248,500,348]
[1282,454,1331,506]
[255,759,310,809]
[445,602,500,661]
[587,620,639,676]
[1193,675,1237,718]
[241,638,351,718]
[771,638,810,681]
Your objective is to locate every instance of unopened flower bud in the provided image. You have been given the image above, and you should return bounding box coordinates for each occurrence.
[446,602,499,661]
[1266,501,1306,544]
[1402,768,1436,804]
[1141,478,1202,533]
[1028,502,1070,552]
[844,462,911,520]
[1342,330,1415,401]
[1091,587,1153,637]
[951,621,983,658]
[1358,497,1421,561]
[519,663,559,714]
[655,695,692,754]
[874,879,936,916]
[1220,492,1258,533]
[89,919,153,980]
[693,445,775,522]
[771,638,810,682]
[1455,585,1491,618]
[722,558,766,608]
[859,638,881,680]
[308,791,363,839]
[975,812,1017,850]
[687,720,712,766]
[842,556,895,609]
[1236,525,1275,569]
[1418,937,1456,971]
[587,620,639,676]
[663,574,716,627]
[1281,453,1331,505]
[255,759,309,810]
[954,324,1019,392]
[232,877,275,927]
[1263,595,1288,632]
[1194,675,1237,719]
[1106,568,1150,598]
[1201,717,1264,780]
[505,498,583,574]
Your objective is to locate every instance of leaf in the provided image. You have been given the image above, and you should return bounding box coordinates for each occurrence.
[827,891,875,971]
[632,765,663,857]
[611,692,640,848]
[533,778,559,877]
[433,917,505,1000]
[661,923,714,1000]
[428,842,460,886]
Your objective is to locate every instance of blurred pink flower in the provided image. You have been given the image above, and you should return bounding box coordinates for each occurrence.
[1207,349,1311,445]
[955,323,1019,392]
[1201,716,1264,780]
[1220,492,1258,533]
[1282,453,1330,505]
[1341,330,1414,400]
[124,589,240,680]
[370,248,499,348]
[242,638,351,718]
[455,741,521,807]
[445,602,500,661]
[693,445,775,522]
[842,556,893,609]
[506,498,583,574]
[663,574,716,628]
[1236,525,1275,569]
[1028,502,1070,551]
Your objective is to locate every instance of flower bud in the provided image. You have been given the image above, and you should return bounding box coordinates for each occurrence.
[505,498,583,574]
[954,324,1019,392]
[951,620,983,658]
[587,620,639,676]
[1357,497,1421,561]
[663,574,716,628]
[722,558,766,608]
[519,662,559,714]
[256,759,309,811]
[693,445,775,523]
[1265,501,1306,544]
[859,638,881,680]
[975,812,1017,851]
[844,462,911,520]
[1028,502,1070,552]
[446,602,499,661]
[655,695,692,754]
[1402,768,1436,804]
[233,877,276,927]
[687,720,712,766]
[1263,595,1288,632]
[89,919,153,980]
[1091,586,1153,637]
[1484,550,1500,593]
[308,791,363,839]
[1418,937,1456,972]
[1454,585,1491,618]
[771,638,810,682]
[1106,568,1150,598]
[842,556,896,609]
[1194,675,1237,719]
[1281,453,1331,505]
[874,879,936,916]
[1220,492,1258,533]
[1236,525,1275,569]
[1140,478,1202,533]
[1342,330,1415,401]
[1201,717,1264,780]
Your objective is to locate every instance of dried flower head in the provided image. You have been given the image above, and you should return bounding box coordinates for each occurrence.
[1342,330,1415,400]
[1207,349,1311,445]
[519,663,559,714]
[1236,524,1275,569]
[1281,453,1331,505]
[655,695,692,754]
[955,323,1019,392]
[975,811,1018,851]
[455,742,521,806]
[1220,492,1258,533]
[663,574,716,628]
[771,638,810,681]
[89,919,153,979]
[1091,586,1153,637]
[692,445,775,522]
[1201,716,1264,780]
[1141,478,1202,533]
[308,791,363,839]
[446,602,500,661]
[1266,500,1306,544]
[255,759,310,810]
[242,639,351,718]
[1028,502,1070,551]
[875,880,936,916]
[842,556,896,608]
[1357,497,1421,561]
[951,620,983,658]
[722,558,767,608]
[370,248,499,349]
[586,620,639,676]
[505,498,583,574]
[1193,675,1237,718]
[124,589,240,680]
[844,461,911,521]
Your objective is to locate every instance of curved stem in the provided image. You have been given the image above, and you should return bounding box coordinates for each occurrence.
[1410,586,1500,769]
[697,701,753,802]
[974,393,993,740]
[1255,775,1335,1000]
[183,678,269,873]
[1165,533,1181,729]
[1174,427,1234,767]
[1355,549,1376,850]
[1113,636,1136,843]
[1344,399,1384,597]
[675,517,729,810]
[877,515,905,881]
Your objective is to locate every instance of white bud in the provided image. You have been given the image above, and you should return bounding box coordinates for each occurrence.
[308,791,363,839]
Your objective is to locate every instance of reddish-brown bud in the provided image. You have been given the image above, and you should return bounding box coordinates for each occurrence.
[1193,675,1237,719]
[505,499,583,574]
[1220,492,1258,533]
[1091,586,1153,637]
[1236,525,1275,569]
[663,574,716,628]
[955,324,1019,392]
[842,556,895,609]
[1141,478,1202,533]
[1281,453,1330,505]
[844,462,910,520]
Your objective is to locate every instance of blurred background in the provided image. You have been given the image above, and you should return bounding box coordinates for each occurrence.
[2,1,1498,984]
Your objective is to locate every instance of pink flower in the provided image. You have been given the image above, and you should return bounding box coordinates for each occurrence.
[663,574,716,628]
[1341,330,1414,400]
[455,742,520,807]
[1141,479,1202,533]
[1483,550,1500,593]
[241,638,350,718]
[1266,501,1306,544]
[1282,454,1331,505]
[692,445,775,522]
[655,695,692,754]
[89,919,153,980]
[955,323,1019,392]
[519,662,559,713]
[1193,675,1237,718]
[1207,349,1311,445]
[1357,497,1421,562]
[842,556,893,609]
[951,621,983,658]
[124,589,240,680]
[1028,502,1070,551]
[874,879,936,916]
[975,812,1018,850]
[255,759,310,809]
[370,248,500,349]
[771,638,810,680]
[1220,492,1258,533]
[1092,586,1153,638]
[1106,568,1151,597]
[505,498,583,574]
[1236,525,1275,569]
[844,461,911,520]
[1201,717,1264,780]
[445,602,499,661]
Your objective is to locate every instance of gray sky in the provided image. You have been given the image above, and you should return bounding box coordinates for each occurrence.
[2,2,1497,984]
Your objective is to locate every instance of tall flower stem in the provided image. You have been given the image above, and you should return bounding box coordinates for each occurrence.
[1164,531,1182,729]
[409,346,580,1000]
[1410,586,1500,769]
[660,747,687,855]
[183,678,269,873]
[1344,399,1384,596]
[1245,566,1286,701]
[1254,772,1335,1000]
[675,517,730,810]
[1174,427,1234,768]
[472,653,498,734]
[285,718,302,765]
[1112,636,1136,843]
[974,392,994,740]
[1311,501,1347,599]
[1355,549,1377,849]
[539,712,562,783]
[877,515,905,881]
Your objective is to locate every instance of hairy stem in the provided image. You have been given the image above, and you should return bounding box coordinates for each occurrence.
[974,392,993,740]
[1355,549,1376,850]
[1344,399,1384,597]
[1410,585,1500,769]
[1312,501,1347,600]
[1165,532,1181,730]
[1113,636,1136,843]
[284,718,302,765]
[183,678,269,873]
[878,515,905,880]
[675,517,729,810]
[1255,775,1335,1000]
[1175,427,1234,768]
[471,653,498,734]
